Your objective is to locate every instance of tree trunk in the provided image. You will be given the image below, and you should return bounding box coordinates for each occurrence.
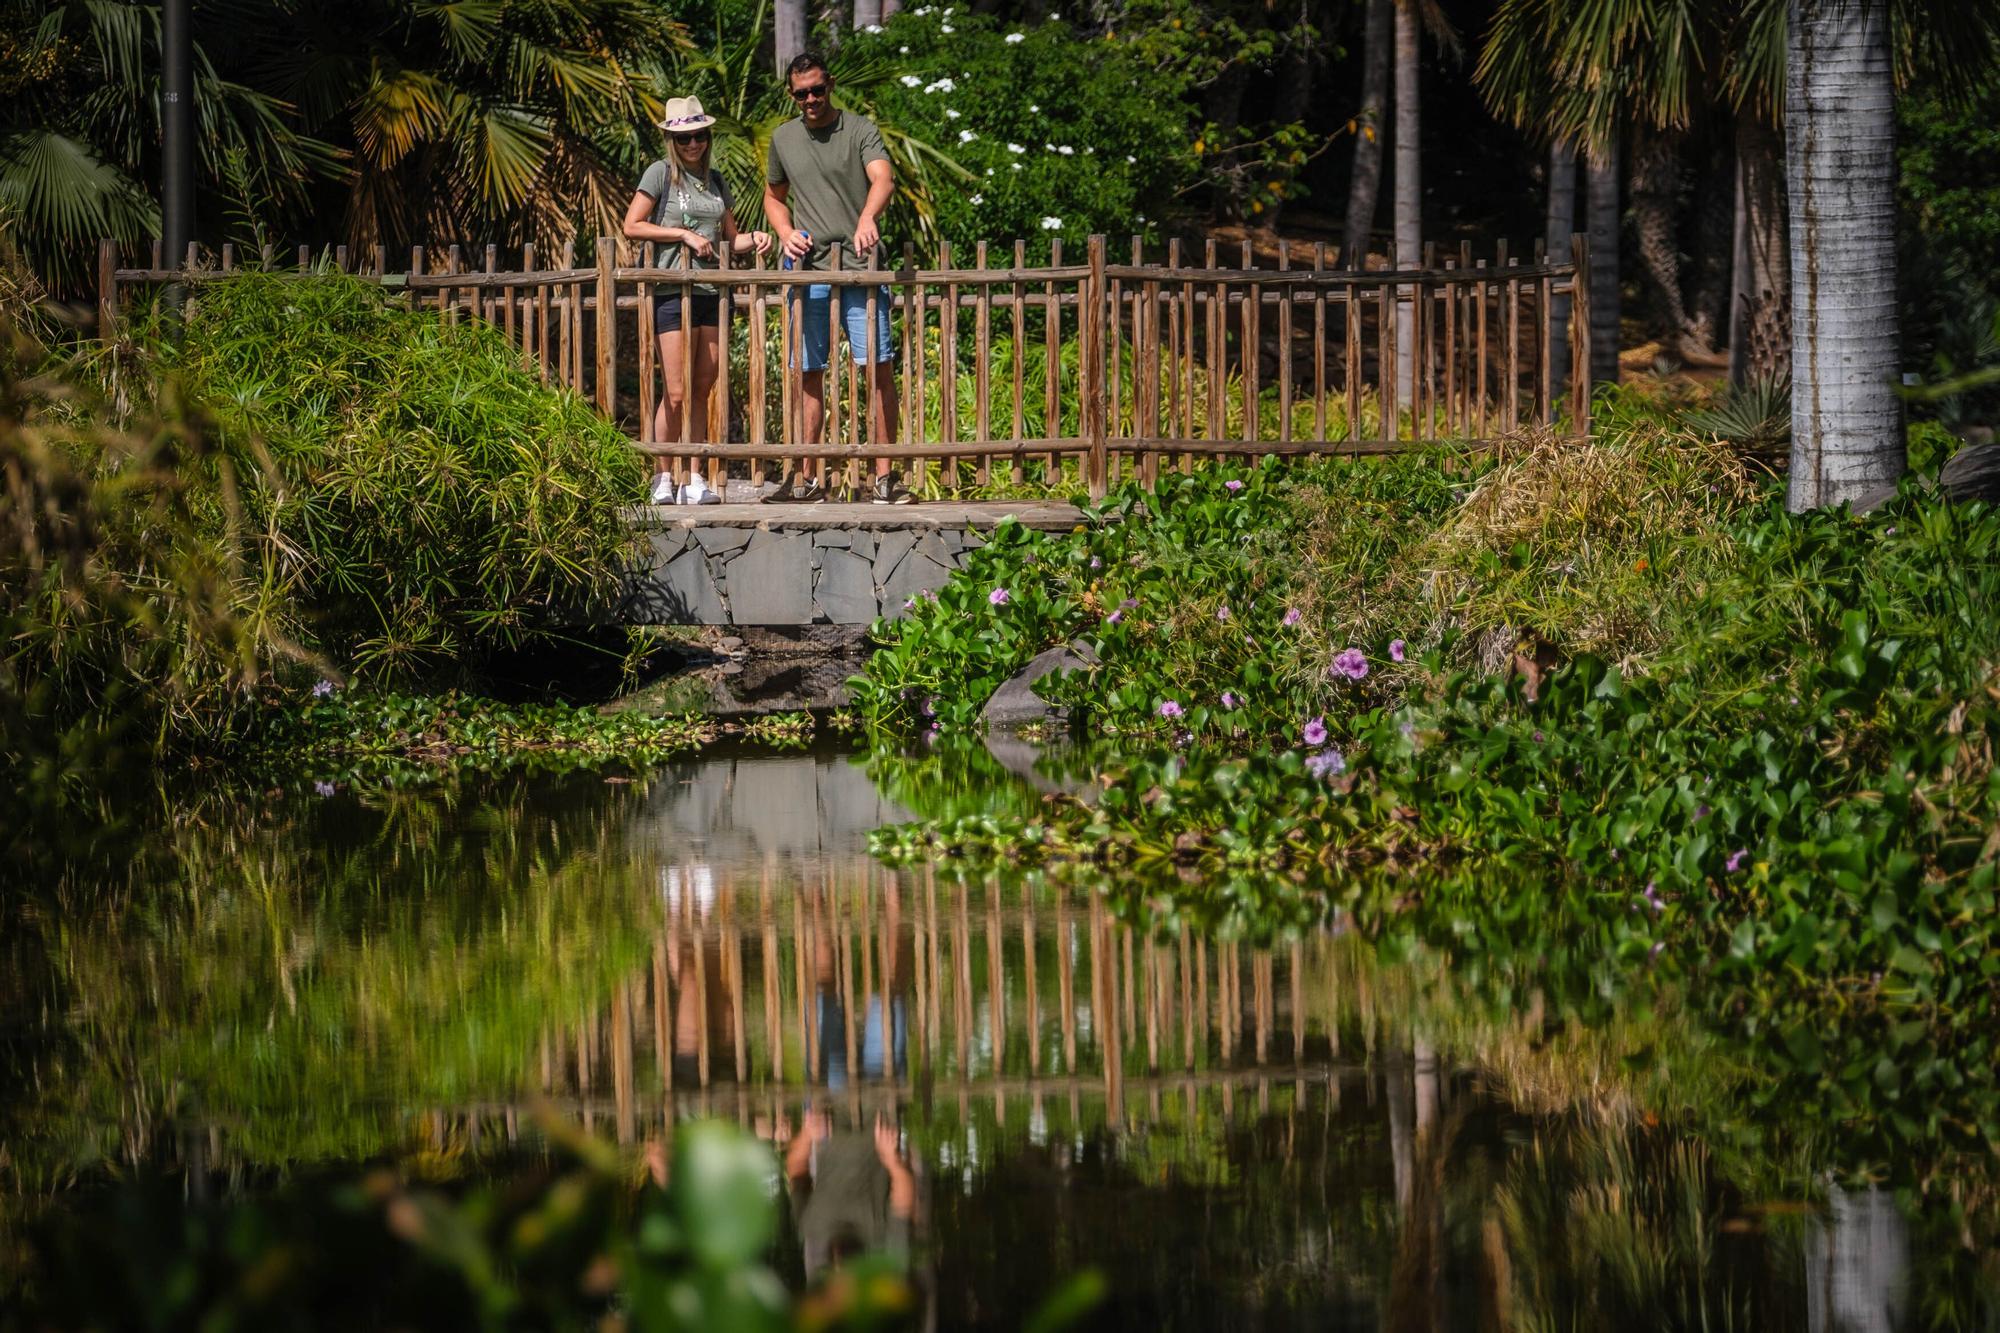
[1786,0,1901,511]
[1393,0,1420,408]
[1731,113,1791,385]
[1806,1184,1908,1333]
[853,0,882,28]
[775,0,806,74]
[881,0,902,17]
[1586,139,1621,386]
[1270,1,1316,230]
[1343,0,1392,265]
[1545,139,1577,396]
[1689,131,1734,351]
[1628,130,1690,348]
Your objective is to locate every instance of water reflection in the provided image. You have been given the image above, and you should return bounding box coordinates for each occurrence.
[3,751,1983,1329]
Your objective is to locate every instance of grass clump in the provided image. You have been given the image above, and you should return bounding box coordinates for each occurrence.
[159,271,644,675]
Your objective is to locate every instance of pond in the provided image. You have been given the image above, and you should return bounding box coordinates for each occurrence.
[1,743,1982,1329]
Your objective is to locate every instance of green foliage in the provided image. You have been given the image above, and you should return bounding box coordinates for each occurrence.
[160,270,644,675]
[847,9,1192,256]
[873,480,2000,1169]
[11,1116,911,1331]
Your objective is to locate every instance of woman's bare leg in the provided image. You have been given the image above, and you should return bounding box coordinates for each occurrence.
[656,327,687,487]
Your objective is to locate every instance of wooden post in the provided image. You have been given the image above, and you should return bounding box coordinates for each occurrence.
[941,239,961,487]
[749,246,769,485]
[594,236,617,419]
[1044,239,1061,479]
[1534,238,1552,424]
[904,240,924,493]
[445,244,462,325]
[1011,239,1026,485]
[1568,232,1592,437]
[1278,240,1294,443]
[1240,239,1258,458]
[1085,234,1108,501]
[96,239,117,343]
[712,242,731,492]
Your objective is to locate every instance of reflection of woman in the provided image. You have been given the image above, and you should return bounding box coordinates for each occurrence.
[622,95,771,505]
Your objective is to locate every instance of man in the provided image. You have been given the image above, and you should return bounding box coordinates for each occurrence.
[764,52,909,503]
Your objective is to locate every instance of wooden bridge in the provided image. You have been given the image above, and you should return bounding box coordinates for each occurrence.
[101,232,1591,624]
[99,232,1592,496]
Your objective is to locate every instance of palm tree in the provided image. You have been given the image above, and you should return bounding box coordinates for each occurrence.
[1392,0,1419,406]
[1784,0,1901,509]
[0,0,338,290]
[1585,141,1621,385]
[1341,0,1391,264]
[774,0,807,74]
[1544,139,1576,393]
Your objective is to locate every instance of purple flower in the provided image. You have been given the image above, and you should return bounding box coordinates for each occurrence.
[1694,803,1711,821]
[1224,479,1244,492]
[1216,605,1231,622]
[921,697,937,718]
[988,588,1012,606]
[1642,882,1663,914]
[1106,609,1124,625]
[1305,748,1347,780]
[903,598,917,611]
[1302,716,1328,746]
[1120,597,1138,609]
[1533,730,1545,743]
[1089,556,1102,568]
[1330,647,1369,680]
[1388,639,1406,663]
[1282,607,1301,627]
[313,780,336,797]
[1221,691,1238,708]
[1649,940,1666,961]
[1158,700,1184,718]
[311,679,336,699]
[1725,848,1748,873]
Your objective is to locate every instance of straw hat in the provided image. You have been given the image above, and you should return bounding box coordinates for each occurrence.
[659,96,717,133]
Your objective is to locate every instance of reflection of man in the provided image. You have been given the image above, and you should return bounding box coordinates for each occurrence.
[808,878,909,1087]
[763,51,907,504]
[783,1111,916,1279]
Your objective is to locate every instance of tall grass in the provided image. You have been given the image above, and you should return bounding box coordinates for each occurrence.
[157,271,645,674]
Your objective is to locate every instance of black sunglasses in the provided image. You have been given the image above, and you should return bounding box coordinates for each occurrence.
[669,130,710,145]
[790,82,830,102]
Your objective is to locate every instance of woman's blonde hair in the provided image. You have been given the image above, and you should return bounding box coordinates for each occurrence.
[665,132,714,197]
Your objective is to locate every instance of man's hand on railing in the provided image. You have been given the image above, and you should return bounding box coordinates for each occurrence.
[780,229,813,263]
[852,216,880,260]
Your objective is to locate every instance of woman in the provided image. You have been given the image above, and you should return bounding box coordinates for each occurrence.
[623,95,771,504]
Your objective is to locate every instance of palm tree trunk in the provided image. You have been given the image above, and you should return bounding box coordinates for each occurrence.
[1786,0,1901,510]
[1729,114,1790,385]
[1342,0,1392,264]
[1545,138,1577,396]
[853,0,882,28]
[880,0,902,16]
[1586,139,1621,386]
[1630,129,1704,356]
[1393,0,1420,408]
[775,0,807,73]
[1689,132,1734,351]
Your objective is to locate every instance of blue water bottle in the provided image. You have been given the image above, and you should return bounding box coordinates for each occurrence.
[781,229,810,271]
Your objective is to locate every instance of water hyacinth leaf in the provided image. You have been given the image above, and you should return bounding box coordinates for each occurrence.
[671,1123,778,1269]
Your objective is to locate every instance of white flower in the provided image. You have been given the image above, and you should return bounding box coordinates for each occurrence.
[864,22,882,32]
[1056,145,1074,156]
[984,167,993,176]
[900,74,922,87]
[1006,142,1025,153]
[1009,162,1021,170]
[899,44,910,53]
[1029,104,1040,113]
[946,108,960,119]
[923,77,956,94]
[969,193,983,205]
[1126,154,1136,164]
[1005,31,1025,42]
[1040,215,1062,230]
[941,22,953,31]
[1044,142,1056,151]
[958,128,976,143]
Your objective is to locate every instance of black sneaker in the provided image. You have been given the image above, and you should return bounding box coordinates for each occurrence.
[871,471,915,505]
[765,473,825,503]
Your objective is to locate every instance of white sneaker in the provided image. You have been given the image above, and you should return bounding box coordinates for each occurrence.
[648,473,677,505]
[679,475,720,505]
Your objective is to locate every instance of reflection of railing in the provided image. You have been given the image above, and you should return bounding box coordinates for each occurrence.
[98,233,1592,500]
[527,861,1388,1144]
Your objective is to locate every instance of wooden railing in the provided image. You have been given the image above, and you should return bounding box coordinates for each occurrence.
[99,232,1591,500]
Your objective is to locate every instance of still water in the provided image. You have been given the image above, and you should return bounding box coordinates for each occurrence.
[1,745,1978,1328]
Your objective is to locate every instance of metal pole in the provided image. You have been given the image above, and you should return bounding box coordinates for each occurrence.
[161,0,193,279]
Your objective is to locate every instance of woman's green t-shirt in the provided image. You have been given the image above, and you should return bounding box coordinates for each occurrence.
[636,160,732,296]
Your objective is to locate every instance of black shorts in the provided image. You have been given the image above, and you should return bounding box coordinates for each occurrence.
[654,293,723,333]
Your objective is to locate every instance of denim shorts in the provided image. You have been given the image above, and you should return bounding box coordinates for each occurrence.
[790,283,895,371]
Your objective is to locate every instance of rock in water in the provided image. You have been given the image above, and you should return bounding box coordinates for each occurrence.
[982,642,1099,730]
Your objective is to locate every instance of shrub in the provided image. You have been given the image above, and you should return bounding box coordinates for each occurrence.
[849,10,1197,256]
[160,271,645,675]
